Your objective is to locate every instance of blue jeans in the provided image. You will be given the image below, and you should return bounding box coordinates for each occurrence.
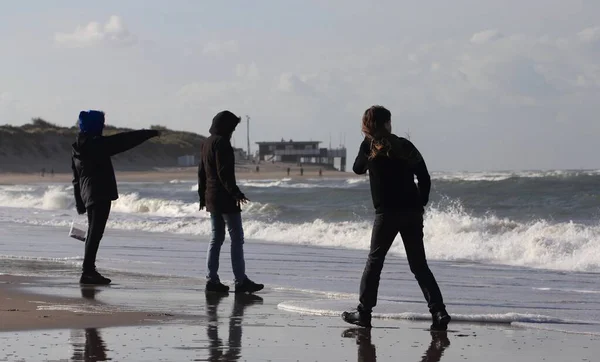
[207,212,247,284]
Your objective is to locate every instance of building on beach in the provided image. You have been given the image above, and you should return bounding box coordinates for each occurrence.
[255,139,347,171]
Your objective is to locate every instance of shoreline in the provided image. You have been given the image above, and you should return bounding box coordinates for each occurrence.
[0,167,355,185]
[1,273,598,361]
[0,275,179,332]
[0,260,598,360]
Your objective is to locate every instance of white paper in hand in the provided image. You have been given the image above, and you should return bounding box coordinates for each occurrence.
[69,218,87,242]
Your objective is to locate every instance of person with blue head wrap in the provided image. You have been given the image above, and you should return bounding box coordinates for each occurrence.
[78,110,106,136]
[71,109,161,285]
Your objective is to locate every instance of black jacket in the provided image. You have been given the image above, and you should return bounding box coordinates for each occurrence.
[198,112,245,214]
[353,135,431,214]
[71,130,159,210]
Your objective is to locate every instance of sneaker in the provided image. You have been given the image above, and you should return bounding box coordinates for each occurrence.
[205,281,230,293]
[79,270,111,285]
[341,308,372,328]
[234,278,264,294]
[431,309,451,331]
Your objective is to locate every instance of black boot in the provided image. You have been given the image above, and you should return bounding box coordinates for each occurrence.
[205,281,230,293]
[342,308,372,328]
[234,278,264,294]
[80,270,111,285]
[431,309,451,331]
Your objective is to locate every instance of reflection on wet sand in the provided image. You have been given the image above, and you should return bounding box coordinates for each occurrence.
[71,286,109,361]
[71,328,108,362]
[205,292,264,362]
[80,285,103,301]
[342,328,451,362]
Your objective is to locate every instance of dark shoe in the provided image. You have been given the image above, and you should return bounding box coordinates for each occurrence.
[205,281,230,293]
[431,309,451,331]
[80,270,111,285]
[234,278,264,294]
[342,309,372,328]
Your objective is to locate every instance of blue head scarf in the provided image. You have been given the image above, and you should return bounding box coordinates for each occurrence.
[78,110,105,135]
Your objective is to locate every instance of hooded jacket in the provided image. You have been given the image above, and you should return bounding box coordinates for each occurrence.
[198,111,245,214]
[353,134,431,214]
[71,129,159,210]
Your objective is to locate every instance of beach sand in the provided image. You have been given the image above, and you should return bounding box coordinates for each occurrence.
[0,275,177,332]
[0,272,598,361]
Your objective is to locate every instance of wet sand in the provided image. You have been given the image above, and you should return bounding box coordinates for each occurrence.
[0,275,177,332]
[0,273,598,361]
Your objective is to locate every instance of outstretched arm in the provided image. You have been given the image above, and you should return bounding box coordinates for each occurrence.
[98,130,160,156]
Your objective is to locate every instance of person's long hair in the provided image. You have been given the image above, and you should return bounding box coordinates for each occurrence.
[361,105,392,159]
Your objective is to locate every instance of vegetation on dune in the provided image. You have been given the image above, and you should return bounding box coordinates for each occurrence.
[0,118,206,172]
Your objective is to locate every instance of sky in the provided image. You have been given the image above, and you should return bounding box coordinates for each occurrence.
[1,0,599,171]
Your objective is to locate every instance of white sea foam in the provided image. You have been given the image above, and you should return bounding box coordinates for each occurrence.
[277,300,577,325]
[432,169,600,182]
[4,201,599,272]
[1,182,599,273]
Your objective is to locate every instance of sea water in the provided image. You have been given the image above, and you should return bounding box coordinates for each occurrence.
[0,170,599,336]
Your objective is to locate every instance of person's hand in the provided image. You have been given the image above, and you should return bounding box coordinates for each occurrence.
[237,196,250,207]
[76,204,86,215]
[199,201,206,211]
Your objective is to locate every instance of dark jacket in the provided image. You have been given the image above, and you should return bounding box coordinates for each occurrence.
[353,135,431,214]
[198,111,245,214]
[71,130,159,210]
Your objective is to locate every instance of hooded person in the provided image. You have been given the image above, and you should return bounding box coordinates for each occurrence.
[71,110,160,285]
[198,110,264,294]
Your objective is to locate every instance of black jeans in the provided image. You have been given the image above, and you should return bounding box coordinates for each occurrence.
[359,211,445,313]
[83,201,112,272]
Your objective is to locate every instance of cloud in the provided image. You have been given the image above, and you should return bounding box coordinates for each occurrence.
[577,26,600,43]
[470,29,503,45]
[203,40,238,56]
[54,15,136,48]
[277,73,316,96]
[236,63,260,80]
[0,91,11,105]
[173,25,600,123]
[0,91,28,123]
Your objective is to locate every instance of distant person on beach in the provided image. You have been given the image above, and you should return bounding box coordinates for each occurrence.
[71,110,160,285]
[198,110,264,294]
[342,105,451,330]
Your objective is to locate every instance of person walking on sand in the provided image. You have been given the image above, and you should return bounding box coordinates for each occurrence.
[342,105,451,330]
[198,110,264,294]
[71,110,160,285]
